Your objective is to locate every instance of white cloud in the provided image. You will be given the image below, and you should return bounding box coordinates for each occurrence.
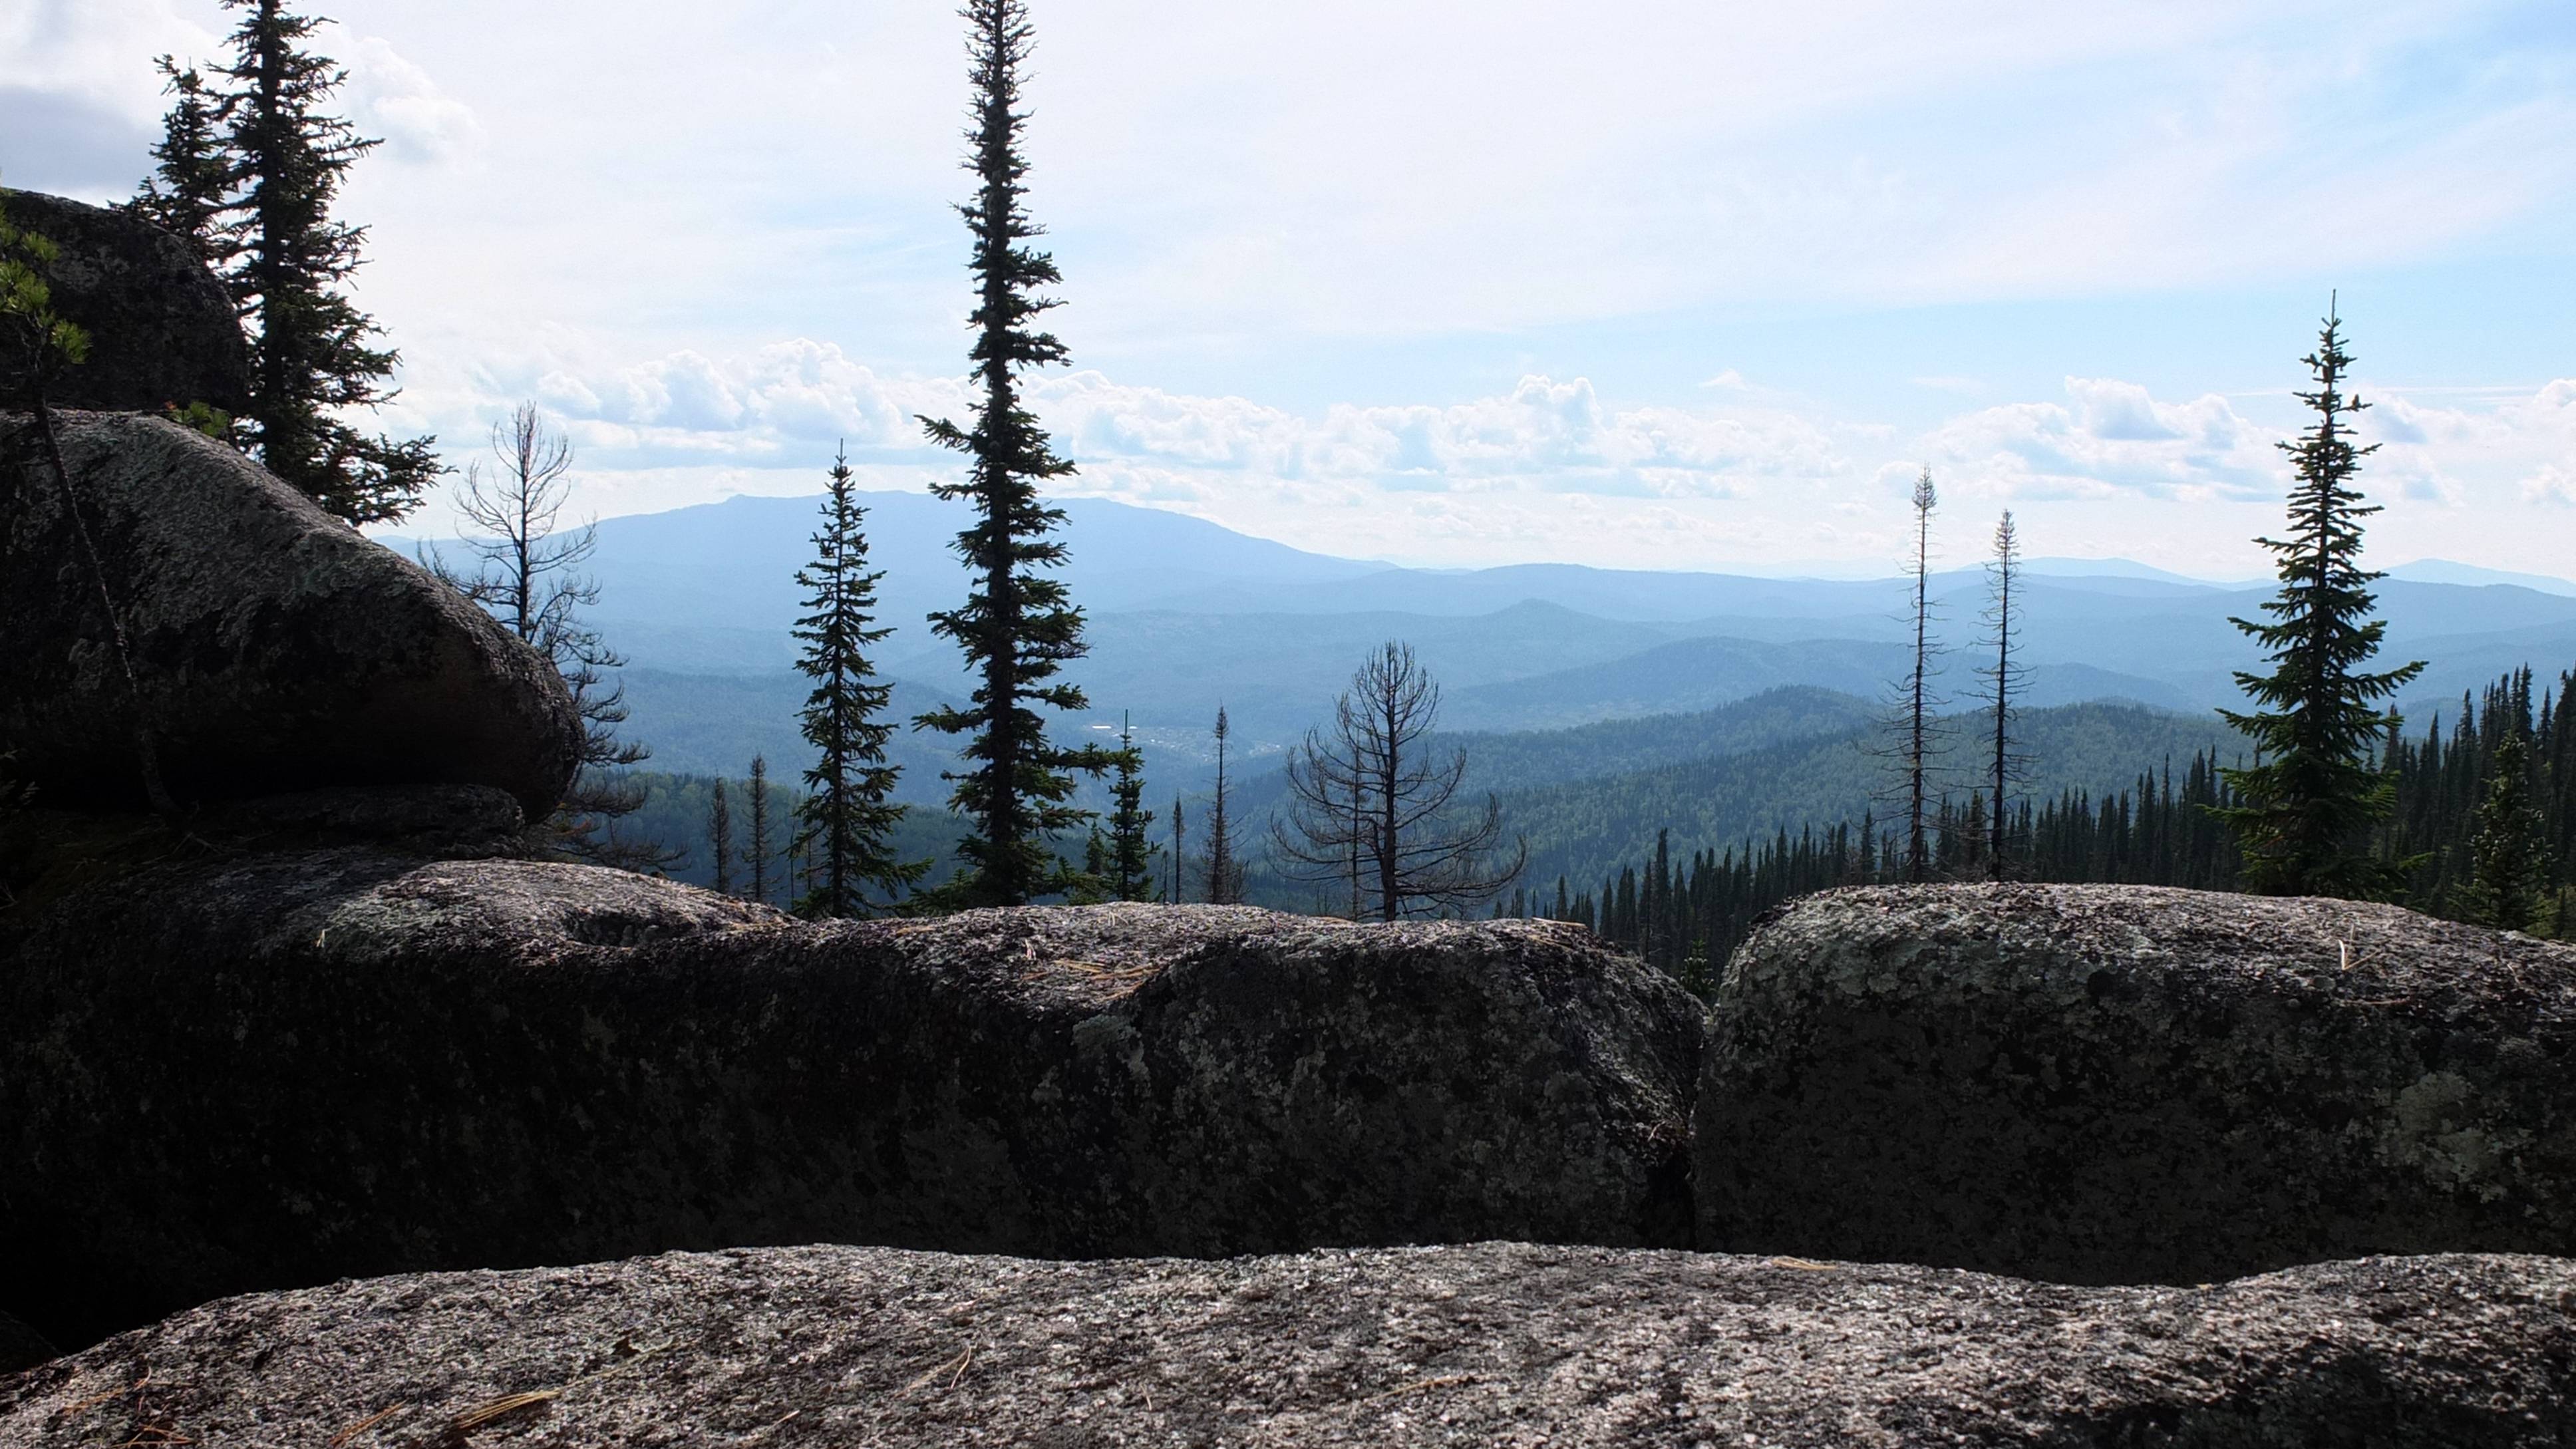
[343,36,480,162]
[1915,377,2277,502]
[425,350,1848,510]
[384,345,2576,578]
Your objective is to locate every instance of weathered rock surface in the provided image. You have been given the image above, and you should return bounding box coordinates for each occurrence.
[2,868,1700,1350]
[0,188,247,413]
[1698,884,2576,1284]
[7,1243,2573,1446]
[0,410,581,814]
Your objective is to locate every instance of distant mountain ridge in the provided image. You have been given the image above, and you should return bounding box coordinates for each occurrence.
[405,489,2576,779]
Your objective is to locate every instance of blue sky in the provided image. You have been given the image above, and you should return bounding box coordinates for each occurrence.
[5,0,2573,576]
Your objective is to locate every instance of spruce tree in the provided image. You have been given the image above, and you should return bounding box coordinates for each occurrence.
[791,447,927,917]
[2217,304,2424,898]
[743,754,775,906]
[126,58,238,273]
[215,0,438,524]
[707,778,735,897]
[2461,732,2552,931]
[915,0,1112,906]
[1168,794,1187,903]
[1105,713,1157,901]
[1204,704,1244,904]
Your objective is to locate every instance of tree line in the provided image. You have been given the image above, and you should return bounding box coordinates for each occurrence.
[1525,748,2248,981]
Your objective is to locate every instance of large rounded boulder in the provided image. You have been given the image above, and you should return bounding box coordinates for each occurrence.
[0,410,580,815]
[0,188,248,414]
[1695,884,2576,1284]
[1,868,1700,1350]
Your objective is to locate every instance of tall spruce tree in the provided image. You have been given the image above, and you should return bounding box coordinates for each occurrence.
[126,58,238,273]
[742,754,776,906]
[914,0,1112,907]
[1204,704,1245,904]
[2217,304,2424,898]
[1106,713,1157,901]
[2461,731,2552,931]
[707,778,736,897]
[791,448,926,918]
[215,0,438,524]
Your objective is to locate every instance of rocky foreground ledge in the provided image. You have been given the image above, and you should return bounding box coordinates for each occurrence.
[5,1242,2572,1447]
[3,860,1699,1349]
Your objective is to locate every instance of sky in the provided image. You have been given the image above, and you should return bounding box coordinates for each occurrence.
[5,0,2574,578]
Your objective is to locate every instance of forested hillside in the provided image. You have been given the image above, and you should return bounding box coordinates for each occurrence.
[1197,694,2244,917]
[1493,700,2249,897]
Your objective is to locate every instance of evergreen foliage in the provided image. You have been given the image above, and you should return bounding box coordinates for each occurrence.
[1533,748,2246,995]
[1104,715,1158,901]
[1543,659,2576,1000]
[1485,700,2250,911]
[0,198,91,403]
[2380,667,2576,931]
[790,448,927,918]
[2217,305,2425,898]
[603,770,968,899]
[2460,730,2552,932]
[126,58,238,271]
[914,0,1112,907]
[742,755,776,906]
[197,0,440,524]
[1203,705,1245,905]
[707,779,735,897]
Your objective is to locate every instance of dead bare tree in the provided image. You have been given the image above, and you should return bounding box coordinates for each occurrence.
[1879,466,1947,884]
[421,401,670,870]
[1271,641,1525,919]
[1979,510,2030,880]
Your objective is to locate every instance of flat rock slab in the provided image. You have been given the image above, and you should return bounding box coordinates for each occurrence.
[0,188,248,413]
[6,1243,2573,1446]
[0,410,579,813]
[1698,884,2576,1285]
[3,868,1698,1349]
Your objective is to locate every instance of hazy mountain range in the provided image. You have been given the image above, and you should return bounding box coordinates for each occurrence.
[426,488,2576,795]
